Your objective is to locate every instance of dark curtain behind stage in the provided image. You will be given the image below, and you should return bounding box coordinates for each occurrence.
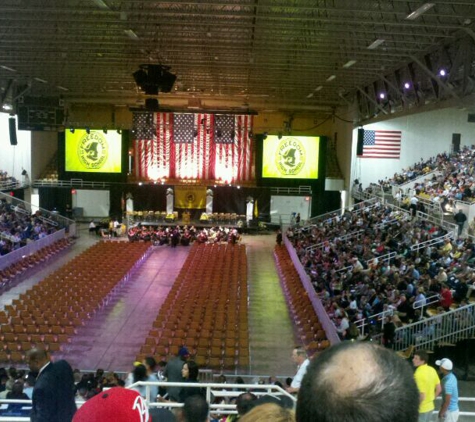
[212,187,271,218]
[121,185,168,212]
[38,187,71,214]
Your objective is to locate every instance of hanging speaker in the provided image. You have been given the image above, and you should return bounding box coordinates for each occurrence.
[356,128,364,156]
[9,117,18,146]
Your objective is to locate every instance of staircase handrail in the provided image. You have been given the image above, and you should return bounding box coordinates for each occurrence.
[367,251,396,266]
[391,170,441,196]
[305,230,365,253]
[415,210,457,240]
[354,307,395,336]
[393,302,475,352]
[410,232,454,253]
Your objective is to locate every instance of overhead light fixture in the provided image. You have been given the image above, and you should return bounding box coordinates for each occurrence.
[124,29,139,40]
[34,77,48,84]
[379,93,386,99]
[342,60,357,68]
[103,127,108,134]
[315,86,323,91]
[278,132,283,140]
[367,39,385,50]
[0,65,16,72]
[326,75,336,82]
[306,93,314,98]
[92,0,110,9]
[404,82,411,89]
[439,69,447,77]
[70,127,75,133]
[57,85,69,91]
[2,104,13,111]
[117,129,122,134]
[406,3,435,20]
[86,127,90,134]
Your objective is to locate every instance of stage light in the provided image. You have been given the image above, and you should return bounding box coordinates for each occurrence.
[86,127,90,134]
[117,129,122,134]
[278,132,283,140]
[103,127,108,134]
[69,127,75,133]
[439,69,447,77]
[404,82,411,89]
[248,131,253,139]
[379,93,386,99]
[263,132,268,140]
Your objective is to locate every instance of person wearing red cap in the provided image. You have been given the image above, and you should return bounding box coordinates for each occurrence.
[73,387,151,422]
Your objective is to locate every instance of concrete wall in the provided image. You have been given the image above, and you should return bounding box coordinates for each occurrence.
[350,107,475,189]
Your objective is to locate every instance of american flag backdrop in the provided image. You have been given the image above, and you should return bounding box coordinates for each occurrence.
[362,129,402,159]
[133,112,254,182]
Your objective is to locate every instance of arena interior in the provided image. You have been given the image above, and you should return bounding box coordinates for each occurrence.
[1,1,475,420]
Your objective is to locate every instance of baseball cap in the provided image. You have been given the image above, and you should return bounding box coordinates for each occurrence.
[73,387,151,422]
[435,358,453,371]
[179,346,190,357]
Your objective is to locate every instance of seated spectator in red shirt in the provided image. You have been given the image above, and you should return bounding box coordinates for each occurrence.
[439,285,453,311]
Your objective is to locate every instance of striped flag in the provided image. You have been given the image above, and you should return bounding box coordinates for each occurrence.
[361,130,402,159]
[133,112,253,181]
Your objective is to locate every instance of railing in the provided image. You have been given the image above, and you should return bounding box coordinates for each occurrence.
[410,232,453,253]
[284,235,341,345]
[270,186,312,195]
[416,196,443,218]
[0,190,76,237]
[367,251,396,266]
[393,302,475,352]
[415,210,457,240]
[305,230,364,253]
[413,293,441,320]
[354,307,395,336]
[0,229,66,271]
[3,386,475,421]
[33,179,112,189]
[391,170,441,197]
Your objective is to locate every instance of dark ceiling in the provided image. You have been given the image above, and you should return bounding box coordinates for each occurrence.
[1,0,475,120]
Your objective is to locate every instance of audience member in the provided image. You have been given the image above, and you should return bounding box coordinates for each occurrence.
[436,358,459,421]
[296,342,419,422]
[180,394,209,422]
[412,350,441,422]
[164,347,189,401]
[240,403,295,422]
[286,347,310,394]
[27,349,77,422]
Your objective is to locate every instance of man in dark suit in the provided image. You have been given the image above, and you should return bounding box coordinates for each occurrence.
[27,348,77,422]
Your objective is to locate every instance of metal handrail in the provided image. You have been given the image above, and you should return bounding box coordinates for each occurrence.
[393,302,475,352]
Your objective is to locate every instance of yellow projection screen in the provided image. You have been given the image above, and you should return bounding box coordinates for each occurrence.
[65,130,122,173]
[262,136,319,179]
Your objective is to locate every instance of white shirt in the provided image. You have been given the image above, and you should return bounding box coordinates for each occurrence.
[290,359,310,389]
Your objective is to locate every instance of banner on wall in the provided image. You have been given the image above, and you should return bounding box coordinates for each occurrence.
[174,186,207,209]
[133,113,254,182]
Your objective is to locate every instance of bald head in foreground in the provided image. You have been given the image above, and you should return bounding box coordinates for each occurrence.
[296,342,419,422]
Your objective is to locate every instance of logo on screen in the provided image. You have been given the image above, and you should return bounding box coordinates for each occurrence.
[77,132,108,170]
[276,137,306,175]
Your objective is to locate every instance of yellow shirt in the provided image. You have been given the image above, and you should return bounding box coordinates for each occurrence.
[414,364,440,413]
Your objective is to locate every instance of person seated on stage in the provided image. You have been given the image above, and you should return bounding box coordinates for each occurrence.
[196,229,208,244]
[88,221,96,235]
[181,229,192,246]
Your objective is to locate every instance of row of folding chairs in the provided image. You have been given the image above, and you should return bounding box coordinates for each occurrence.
[137,243,250,370]
[274,246,330,354]
[0,242,151,363]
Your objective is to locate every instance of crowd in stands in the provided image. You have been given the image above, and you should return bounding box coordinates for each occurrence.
[359,147,475,208]
[288,199,475,341]
[0,198,58,255]
[0,171,17,188]
[128,224,241,246]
